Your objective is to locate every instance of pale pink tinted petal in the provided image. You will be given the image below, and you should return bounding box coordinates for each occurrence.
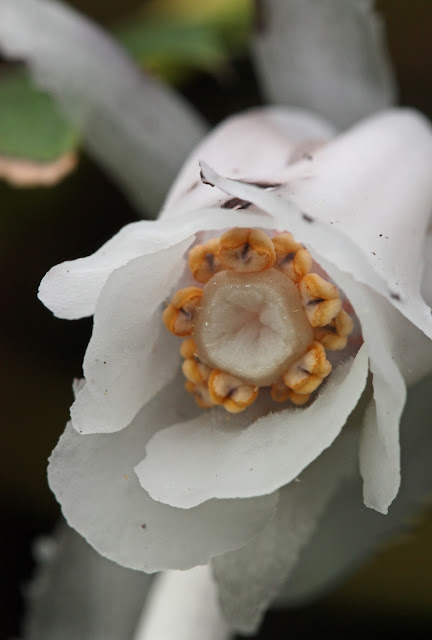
[212,428,358,634]
[138,346,368,507]
[71,238,194,434]
[253,0,395,128]
[48,418,278,572]
[288,110,432,320]
[162,107,336,217]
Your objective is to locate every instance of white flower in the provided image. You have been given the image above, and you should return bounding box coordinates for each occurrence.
[37,106,432,631]
[2,0,432,635]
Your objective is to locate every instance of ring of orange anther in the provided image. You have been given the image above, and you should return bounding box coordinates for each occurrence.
[185,381,215,408]
[188,238,221,283]
[313,309,354,351]
[298,273,342,327]
[272,232,313,283]
[208,369,259,414]
[162,287,203,336]
[218,227,276,273]
[162,227,353,413]
[283,341,332,395]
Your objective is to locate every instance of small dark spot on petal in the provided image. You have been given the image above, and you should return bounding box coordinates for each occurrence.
[379,234,383,237]
[390,292,402,301]
[141,524,147,530]
[222,197,251,210]
[302,213,314,223]
[246,180,282,190]
[200,169,214,187]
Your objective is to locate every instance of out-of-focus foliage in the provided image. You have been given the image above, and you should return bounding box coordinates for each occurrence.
[120,0,252,83]
[0,67,78,163]
[0,0,252,183]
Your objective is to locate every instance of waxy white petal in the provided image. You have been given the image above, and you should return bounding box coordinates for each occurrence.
[163,107,336,216]
[253,0,396,128]
[280,370,432,604]
[319,261,406,513]
[137,346,368,507]
[49,383,278,571]
[212,428,358,634]
[38,222,189,320]
[71,238,193,434]
[0,0,207,215]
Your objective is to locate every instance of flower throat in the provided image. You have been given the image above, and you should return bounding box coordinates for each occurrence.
[163,228,353,413]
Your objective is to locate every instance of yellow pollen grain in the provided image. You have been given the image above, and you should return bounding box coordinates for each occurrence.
[218,227,276,273]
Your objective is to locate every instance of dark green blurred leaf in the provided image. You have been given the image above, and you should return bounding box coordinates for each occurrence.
[116,19,227,83]
[0,67,79,163]
[116,0,253,83]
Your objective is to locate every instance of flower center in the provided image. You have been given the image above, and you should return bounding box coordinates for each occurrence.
[162,228,354,413]
[194,269,313,386]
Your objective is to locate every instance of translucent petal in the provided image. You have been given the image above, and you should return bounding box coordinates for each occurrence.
[48,417,278,572]
[319,260,406,513]
[162,107,336,217]
[38,222,190,320]
[253,0,396,128]
[71,238,194,434]
[23,523,152,640]
[137,346,368,507]
[280,370,432,604]
[0,0,207,215]
[211,428,358,634]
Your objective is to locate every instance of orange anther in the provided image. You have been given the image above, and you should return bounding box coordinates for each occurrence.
[271,379,311,405]
[188,238,222,283]
[208,369,259,413]
[218,227,276,273]
[272,232,313,282]
[283,341,332,395]
[182,358,211,384]
[313,309,354,350]
[185,381,215,409]
[270,379,292,403]
[162,287,203,336]
[180,337,198,359]
[299,273,342,327]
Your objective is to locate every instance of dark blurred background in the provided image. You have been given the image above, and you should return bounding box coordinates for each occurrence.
[1,1,432,638]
